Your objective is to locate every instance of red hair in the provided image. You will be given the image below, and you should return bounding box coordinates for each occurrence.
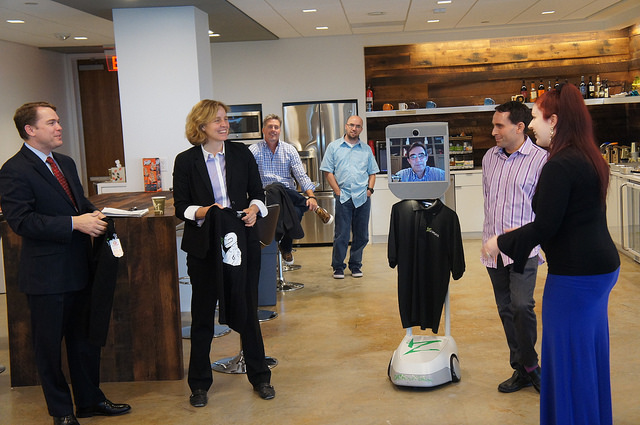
[535,84,609,203]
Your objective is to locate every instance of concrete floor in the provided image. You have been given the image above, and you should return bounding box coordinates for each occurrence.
[1,240,639,425]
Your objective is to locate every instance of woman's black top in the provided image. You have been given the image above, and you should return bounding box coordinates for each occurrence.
[498,148,619,276]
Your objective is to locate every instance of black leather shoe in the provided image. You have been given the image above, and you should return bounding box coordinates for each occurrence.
[254,382,276,400]
[498,370,532,393]
[189,389,208,407]
[53,415,80,425]
[76,399,131,418]
[528,366,541,393]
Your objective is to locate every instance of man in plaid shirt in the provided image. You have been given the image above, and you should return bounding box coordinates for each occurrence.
[249,114,323,264]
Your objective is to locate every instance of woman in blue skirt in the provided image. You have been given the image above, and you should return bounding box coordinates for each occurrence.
[483,83,620,425]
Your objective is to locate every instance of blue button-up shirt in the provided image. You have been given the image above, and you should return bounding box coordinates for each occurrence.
[394,166,446,182]
[320,137,379,208]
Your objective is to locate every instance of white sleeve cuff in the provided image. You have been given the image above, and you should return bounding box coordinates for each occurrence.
[250,199,268,217]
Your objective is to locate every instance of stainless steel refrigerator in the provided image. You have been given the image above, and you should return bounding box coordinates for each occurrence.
[282,99,358,244]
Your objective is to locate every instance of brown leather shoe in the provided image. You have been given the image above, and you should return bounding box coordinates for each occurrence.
[282,251,294,265]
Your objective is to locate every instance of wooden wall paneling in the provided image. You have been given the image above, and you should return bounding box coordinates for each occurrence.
[630,25,640,71]
[364,28,632,107]
[365,26,640,169]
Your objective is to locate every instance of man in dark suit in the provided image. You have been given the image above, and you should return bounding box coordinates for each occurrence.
[0,102,131,425]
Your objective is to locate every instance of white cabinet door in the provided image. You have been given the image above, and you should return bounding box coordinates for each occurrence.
[454,172,484,234]
[370,177,398,243]
[606,173,622,246]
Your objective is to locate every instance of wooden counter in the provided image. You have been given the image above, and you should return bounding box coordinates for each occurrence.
[1,191,184,387]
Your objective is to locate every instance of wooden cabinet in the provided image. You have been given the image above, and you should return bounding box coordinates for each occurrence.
[1,192,184,387]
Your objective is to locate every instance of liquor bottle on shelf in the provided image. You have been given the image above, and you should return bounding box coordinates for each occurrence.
[596,75,602,98]
[603,79,610,98]
[538,80,545,97]
[554,78,560,90]
[579,76,587,98]
[520,80,528,101]
[366,84,374,112]
[548,80,552,92]
[530,81,537,101]
[588,76,595,98]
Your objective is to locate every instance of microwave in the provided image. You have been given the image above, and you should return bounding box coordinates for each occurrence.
[227,110,262,140]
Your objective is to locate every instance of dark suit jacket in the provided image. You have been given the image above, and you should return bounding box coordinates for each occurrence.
[0,144,97,295]
[173,141,265,259]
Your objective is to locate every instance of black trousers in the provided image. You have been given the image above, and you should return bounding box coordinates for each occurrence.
[28,290,106,417]
[279,187,308,253]
[186,245,271,391]
[486,256,539,371]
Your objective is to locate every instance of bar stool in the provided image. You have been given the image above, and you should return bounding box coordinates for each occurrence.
[212,204,280,374]
[277,248,304,291]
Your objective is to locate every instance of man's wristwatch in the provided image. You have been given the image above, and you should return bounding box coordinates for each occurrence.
[367,187,374,194]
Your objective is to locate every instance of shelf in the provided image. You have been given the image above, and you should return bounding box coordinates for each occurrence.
[366,96,640,119]
[450,151,473,155]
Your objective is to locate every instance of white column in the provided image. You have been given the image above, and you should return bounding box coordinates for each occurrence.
[113,6,213,191]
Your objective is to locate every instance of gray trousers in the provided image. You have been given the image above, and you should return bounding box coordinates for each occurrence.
[487,256,539,372]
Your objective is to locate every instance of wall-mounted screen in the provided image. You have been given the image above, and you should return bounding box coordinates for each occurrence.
[386,122,450,200]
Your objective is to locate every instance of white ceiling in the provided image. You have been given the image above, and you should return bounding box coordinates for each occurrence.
[0,0,639,52]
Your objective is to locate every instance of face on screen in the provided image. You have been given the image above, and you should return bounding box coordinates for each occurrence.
[390,136,446,182]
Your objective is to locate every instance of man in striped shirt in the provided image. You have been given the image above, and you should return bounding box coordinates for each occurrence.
[482,101,548,394]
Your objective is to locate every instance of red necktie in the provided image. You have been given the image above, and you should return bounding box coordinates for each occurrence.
[46,157,78,209]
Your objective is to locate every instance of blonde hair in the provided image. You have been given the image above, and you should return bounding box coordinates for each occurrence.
[185,100,230,145]
[263,113,281,127]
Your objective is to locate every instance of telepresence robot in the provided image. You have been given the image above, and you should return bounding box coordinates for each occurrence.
[388,291,461,387]
[385,122,461,388]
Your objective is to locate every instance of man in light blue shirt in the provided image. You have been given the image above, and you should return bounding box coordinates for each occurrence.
[249,114,320,264]
[320,115,379,279]
[393,141,446,182]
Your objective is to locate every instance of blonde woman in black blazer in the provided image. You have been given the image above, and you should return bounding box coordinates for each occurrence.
[173,100,275,406]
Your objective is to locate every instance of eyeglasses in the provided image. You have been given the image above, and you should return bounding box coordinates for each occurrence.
[346,123,362,129]
[408,153,426,160]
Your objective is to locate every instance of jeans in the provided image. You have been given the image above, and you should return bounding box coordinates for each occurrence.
[331,195,371,271]
[486,256,539,371]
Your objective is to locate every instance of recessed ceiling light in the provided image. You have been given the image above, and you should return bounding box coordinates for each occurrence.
[541,10,555,15]
[209,33,220,37]
[368,11,386,16]
[427,19,440,23]
[73,36,88,40]
[437,0,452,4]
[303,9,317,13]
[6,19,25,24]
[433,8,446,13]
[316,26,329,30]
